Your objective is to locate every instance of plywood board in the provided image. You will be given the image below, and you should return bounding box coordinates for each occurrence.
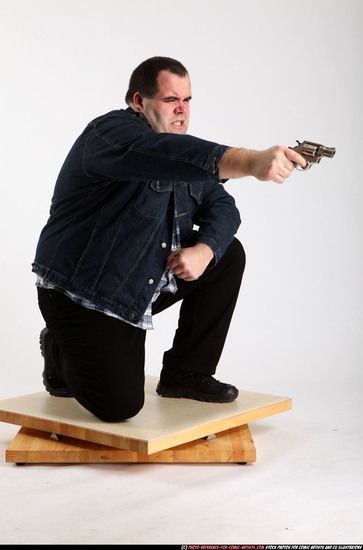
[0,376,291,454]
[6,424,256,463]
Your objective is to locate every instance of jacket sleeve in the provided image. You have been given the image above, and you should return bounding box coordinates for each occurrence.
[84,111,230,185]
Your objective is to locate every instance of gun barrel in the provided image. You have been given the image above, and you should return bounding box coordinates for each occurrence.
[302,141,336,158]
[319,145,336,158]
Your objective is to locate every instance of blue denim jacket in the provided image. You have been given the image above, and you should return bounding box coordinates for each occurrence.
[32,108,241,323]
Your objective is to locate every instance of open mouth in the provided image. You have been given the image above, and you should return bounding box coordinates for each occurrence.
[171,120,183,128]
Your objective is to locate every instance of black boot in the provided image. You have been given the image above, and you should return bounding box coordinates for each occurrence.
[156,368,238,403]
[39,328,72,397]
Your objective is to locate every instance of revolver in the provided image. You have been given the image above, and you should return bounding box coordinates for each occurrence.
[291,140,336,170]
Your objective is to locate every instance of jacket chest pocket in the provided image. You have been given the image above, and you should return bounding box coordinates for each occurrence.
[133,181,173,219]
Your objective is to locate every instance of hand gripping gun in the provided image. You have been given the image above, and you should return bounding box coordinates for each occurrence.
[291,140,336,170]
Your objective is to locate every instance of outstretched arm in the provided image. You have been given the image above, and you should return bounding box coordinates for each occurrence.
[219,145,307,184]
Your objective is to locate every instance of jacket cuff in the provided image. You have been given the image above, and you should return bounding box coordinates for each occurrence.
[194,234,222,264]
[206,145,231,182]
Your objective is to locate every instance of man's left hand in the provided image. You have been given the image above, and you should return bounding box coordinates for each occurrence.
[166,243,214,281]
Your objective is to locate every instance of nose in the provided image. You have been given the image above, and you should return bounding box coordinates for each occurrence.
[174,101,185,114]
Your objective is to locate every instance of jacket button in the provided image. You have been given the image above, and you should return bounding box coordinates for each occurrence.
[161,242,167,248]
[129,313,134,320]
[148,279,154,285]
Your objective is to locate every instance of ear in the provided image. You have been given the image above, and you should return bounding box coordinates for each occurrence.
[132,92,144,112]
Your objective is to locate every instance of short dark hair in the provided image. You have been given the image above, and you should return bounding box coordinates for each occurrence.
[125,56,188,106]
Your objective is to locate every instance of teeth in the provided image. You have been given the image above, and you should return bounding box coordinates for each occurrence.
[173,121,182,126]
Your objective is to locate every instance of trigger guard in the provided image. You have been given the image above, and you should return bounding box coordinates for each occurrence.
[296,161,311,171]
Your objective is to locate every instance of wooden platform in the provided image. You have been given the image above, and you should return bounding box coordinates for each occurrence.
[6,424,256,464]
[0,376,291,463]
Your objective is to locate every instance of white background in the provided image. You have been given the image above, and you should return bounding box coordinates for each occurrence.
[0,0,362,545]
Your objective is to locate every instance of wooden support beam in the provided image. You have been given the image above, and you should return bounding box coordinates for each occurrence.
[6,424,256,464]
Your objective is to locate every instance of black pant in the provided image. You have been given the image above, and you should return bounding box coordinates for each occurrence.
[38,238,246,421]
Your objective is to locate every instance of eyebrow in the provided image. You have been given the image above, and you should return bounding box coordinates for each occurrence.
[163,95,192,101]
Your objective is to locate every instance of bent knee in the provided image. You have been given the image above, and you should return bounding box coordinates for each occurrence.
[229,237,246,271]
[96,401,144,422]
[78,390,145,422]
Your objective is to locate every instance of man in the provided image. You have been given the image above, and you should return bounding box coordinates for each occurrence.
[33,57,306,422]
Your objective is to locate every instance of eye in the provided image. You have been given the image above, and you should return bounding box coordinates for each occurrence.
[163,96,191,103]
